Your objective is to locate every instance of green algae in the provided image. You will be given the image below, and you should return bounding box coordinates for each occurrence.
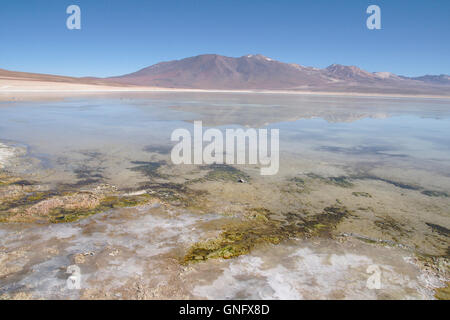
[357,206,374,211]
[291,177,305,186]
[328,177,354,188]
[49,207,103,223]
[0,172,34,187]
[184,205,352,263]
[62,167,104,188]
[26,192,53,202]
[201,164,250,182]
[129,160,167,179]
[48,194,154,223]
[126,160,212,209]
[62,179,102,189]
[100,194,153,208]
[56,159,106,188]
[421,190,449,198]
[0,212,15,223]
[138,182,208,210]
[374,216,411,238]
[351,174,450,200]
[352,174,450,201]
[352,174,420,190]
[74,167,104,180]
[245,207,271,222]
[143,145,173,155]
[0,179,12,187]
[352,192,372,198]
[282,177,309,194]
[435,282,450,300]
[426,223,450,237]
[0,174,155,223]
[302,205,353,237]
[184,164,250,186]
[10,180,35,187]
[0,191,59,212]
[184,221,284,262]
[306,173,354,188]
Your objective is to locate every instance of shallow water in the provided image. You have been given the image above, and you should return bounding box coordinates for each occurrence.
[1,93,449,180]
[0,207,441,299]
[0,92,449,299]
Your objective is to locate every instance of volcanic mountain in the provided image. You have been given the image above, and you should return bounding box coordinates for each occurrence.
[108,54,330,89]
[106,54,450,95]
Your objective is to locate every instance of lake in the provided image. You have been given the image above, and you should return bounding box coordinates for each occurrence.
[0,92,449,299]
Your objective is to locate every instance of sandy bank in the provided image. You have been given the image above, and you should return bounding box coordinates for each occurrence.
[1,78,450,101]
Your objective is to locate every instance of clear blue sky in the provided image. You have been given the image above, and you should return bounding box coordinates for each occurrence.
[0,0,449,77]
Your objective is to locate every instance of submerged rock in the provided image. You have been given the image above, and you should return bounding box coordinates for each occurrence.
[0,175,158,223]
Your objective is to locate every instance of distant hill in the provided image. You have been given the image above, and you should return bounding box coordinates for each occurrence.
[410,74,450,85]
[107,54,450,95]
[0,68,115,86]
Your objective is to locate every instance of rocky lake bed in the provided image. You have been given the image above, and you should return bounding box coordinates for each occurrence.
[0,93,449,299]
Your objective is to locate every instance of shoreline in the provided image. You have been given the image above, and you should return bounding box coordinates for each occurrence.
[1,81,450,101]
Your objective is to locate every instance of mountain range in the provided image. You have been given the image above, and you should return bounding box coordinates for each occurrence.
[2,54,450,96]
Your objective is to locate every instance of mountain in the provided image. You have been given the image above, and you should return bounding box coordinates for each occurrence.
[108,54,330,89]
[107,54,450,95]
[1,54,449,96]
[325,64,378,81]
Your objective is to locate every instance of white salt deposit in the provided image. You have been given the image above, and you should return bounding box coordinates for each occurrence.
[0,143,15,168]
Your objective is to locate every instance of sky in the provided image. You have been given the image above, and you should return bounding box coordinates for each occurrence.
[0,0,449,77]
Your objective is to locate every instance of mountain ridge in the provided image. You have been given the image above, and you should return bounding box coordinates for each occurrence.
[107,54,450,95]
[1,54,449,96]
